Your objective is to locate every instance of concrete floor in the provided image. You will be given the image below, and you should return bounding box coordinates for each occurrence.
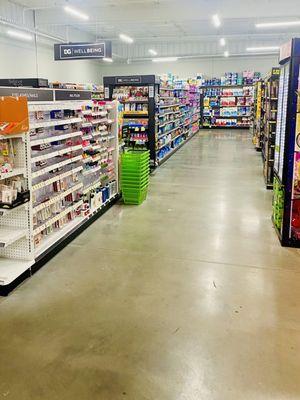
[1,130,300,399]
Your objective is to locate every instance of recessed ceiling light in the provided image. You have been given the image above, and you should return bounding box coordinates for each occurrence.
[119,33,134,44]
[256,20,300,29]
[149,49,158,56]
[7,29,33,41]
[152,57,178,63]
[212,14,221,28]
[224,51,229,57]
[246,46,280,52]
[220,38,226,46]
[64,5,89,20]
[103,57,113,62]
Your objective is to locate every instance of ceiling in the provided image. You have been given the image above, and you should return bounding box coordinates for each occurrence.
[3,0,300,62]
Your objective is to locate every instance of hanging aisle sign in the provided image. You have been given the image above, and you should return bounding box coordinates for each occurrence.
[54,41,112,61]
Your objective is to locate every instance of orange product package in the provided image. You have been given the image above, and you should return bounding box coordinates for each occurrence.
[0,96,29,135]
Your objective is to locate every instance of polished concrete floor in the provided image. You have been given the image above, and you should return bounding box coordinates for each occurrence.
[1,130,300,399]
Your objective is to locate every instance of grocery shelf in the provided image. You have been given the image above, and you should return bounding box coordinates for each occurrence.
[32,166,83,191]
[30,117,82,129]
[0,259,34,286]
[0,227,27,248]
[30,130,82,146]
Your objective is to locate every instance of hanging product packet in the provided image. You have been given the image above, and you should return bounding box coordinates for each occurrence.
[0,96,29,134]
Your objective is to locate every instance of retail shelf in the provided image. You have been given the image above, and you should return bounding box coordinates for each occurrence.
[30,130,82,146]
[30,117,82,129]
[0,168,26,180]
[29,102,90,112]
[82,122,93,128]
[0,133,25,140]
[92,111,108,117]
[0,203,27,217]
[158,124,184,139]
[31,144,82,163]
[32,166,83,191]
[159,103,181,109]
[34,216,86,258]
[0,259,34,286]
[33,182,83,213]
[82,165,102,176]
[32,155,82,178]
[0,227,27,248]
[33,200,83,236]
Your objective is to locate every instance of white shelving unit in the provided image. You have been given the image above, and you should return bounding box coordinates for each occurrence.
[0,88,120,294]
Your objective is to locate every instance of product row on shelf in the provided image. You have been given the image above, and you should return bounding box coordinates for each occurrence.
[103,75,200,167]
[252,68,280,189]
[201,85,254,128]
[201,71,261,87]
[0,87,119,294]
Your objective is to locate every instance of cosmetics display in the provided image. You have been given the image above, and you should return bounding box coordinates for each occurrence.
[201,84,254,128]
[271,38,300,247]
[0,87,119,294]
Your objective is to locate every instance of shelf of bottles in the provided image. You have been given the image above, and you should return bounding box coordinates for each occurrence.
[156,79,200,164]
[201,85,254,128]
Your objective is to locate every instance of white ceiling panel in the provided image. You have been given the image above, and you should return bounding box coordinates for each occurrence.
[1,0,300,62]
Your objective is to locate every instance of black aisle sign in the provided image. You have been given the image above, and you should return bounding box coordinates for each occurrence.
[0,87,54,102]
[55,90,91,101]
[54,41,112,61]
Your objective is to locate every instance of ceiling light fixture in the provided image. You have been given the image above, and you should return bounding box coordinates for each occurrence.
[64,5,89,20]
[220,38,226,46]
[152,57,178,63]
[7,29,33,41]
[256,20,300,29]
[224,50,229,57]
[246,46,280,52]
[119,33,134,44]
[149,49,158,56]
[103,57,113,62]
[212,14,221,28]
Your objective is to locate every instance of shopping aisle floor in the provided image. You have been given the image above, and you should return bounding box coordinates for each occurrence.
[1,130,300,400]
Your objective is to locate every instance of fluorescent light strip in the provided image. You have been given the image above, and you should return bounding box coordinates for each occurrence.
[103,57,113,62]
[256,20,300,28]
[64,6,89,21]
[212,14,221,28]
[246,46,279,52]
[220,38,226,46]
[7,29,33,41]
[119,33,134,44]
[152,57,178,63]
[149,49,158,56]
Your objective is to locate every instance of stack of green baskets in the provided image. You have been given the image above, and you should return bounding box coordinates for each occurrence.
[121,150,150,205]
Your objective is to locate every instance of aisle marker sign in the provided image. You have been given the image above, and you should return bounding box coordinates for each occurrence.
[54,41,112,61]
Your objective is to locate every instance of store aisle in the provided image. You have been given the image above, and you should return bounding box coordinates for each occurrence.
[1,130,300,400]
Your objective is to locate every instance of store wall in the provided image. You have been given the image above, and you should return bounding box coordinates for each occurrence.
[0,36,102,84]
[99,55,279,80]
[0,33,279,83]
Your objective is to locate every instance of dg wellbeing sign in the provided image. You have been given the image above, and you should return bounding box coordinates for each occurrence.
[54,41,112,61]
